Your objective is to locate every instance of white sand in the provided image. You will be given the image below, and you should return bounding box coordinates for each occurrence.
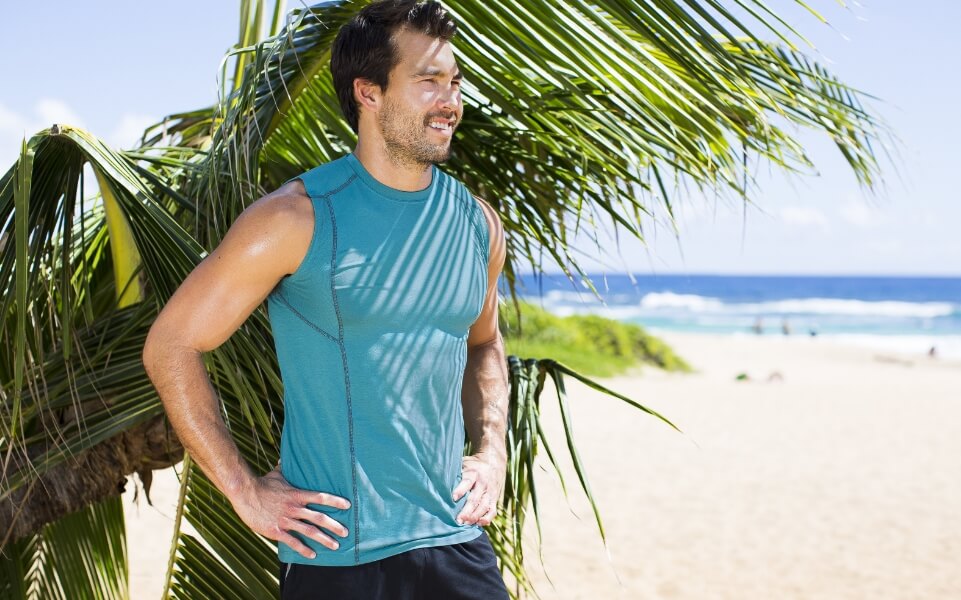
[121,461,189,600]
[123,333,961,599]
[508,333,961,599]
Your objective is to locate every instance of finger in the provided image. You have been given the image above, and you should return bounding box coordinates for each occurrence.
[477,502,498,526]
[458,487,487,524]
[451,473,476,502]
[467,489,500,524]
[283,517,340,550]
[295,507,350,538]
[276,530,317,560]
[300,490,351,510]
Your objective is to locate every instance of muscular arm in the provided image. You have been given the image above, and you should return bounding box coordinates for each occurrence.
[141,182,350,558]
[142,186,303,499]
[454,196,509,526]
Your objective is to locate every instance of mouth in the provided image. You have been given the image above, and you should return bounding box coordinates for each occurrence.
[427,118,455,136]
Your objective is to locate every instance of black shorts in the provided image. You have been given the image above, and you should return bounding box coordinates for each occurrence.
[278,529,509,599]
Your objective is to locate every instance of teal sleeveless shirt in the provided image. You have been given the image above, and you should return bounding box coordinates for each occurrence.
[267,152,489,566]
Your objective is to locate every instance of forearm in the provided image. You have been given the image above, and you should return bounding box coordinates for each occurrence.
[142,342,254,504]
[461,332,509,463]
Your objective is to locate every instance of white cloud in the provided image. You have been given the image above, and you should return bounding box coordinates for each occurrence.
[865,239,903,254]
[108,113,158,150]
[0,103,31,133]
[839,199,885,228]
[0,99,86,167]
[0,104,36,165]
[674,199,718,226]
[779,205,829,230]
[0,100,157,167]
[33,98,87,130]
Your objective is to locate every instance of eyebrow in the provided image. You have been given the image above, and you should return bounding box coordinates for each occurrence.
[411,67,463,79]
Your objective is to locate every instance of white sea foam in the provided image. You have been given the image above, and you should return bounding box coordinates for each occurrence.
[536,290,956,320]
[639,292,727,312]
[733,298,955,318]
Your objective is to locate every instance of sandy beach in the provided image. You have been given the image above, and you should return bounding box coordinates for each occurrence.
[123,333,961,599]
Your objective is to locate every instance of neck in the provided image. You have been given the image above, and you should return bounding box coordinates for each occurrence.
[352,139,433,192]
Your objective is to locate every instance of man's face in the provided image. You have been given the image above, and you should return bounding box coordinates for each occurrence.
[375,27,463,166]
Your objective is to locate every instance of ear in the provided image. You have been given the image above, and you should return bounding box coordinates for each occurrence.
[353,77,382,114]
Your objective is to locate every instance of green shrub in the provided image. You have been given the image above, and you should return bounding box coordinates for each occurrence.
[497,300,690,377]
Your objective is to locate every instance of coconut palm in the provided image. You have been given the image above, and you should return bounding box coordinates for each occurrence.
[0,0,888,597]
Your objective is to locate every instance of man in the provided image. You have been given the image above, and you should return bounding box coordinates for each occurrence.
[141,1,510,598]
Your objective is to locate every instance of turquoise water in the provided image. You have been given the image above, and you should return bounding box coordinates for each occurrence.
[512,273,961,358]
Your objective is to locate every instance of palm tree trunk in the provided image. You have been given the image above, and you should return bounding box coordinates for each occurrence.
[1,414,182,545]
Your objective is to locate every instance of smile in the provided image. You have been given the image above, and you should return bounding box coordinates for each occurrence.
[427,123,453,136]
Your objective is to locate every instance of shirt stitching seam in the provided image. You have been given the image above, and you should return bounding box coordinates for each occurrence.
[271,290,339,343]
[348,161,442,203]
[319,174,362,564]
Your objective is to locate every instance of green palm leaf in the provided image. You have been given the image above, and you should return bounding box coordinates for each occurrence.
[1,496,128,600]
[1,0,889,598]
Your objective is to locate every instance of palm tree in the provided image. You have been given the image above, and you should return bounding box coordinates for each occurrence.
[0,0,887,597]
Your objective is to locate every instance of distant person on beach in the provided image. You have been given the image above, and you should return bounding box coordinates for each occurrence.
[142,2,510,598]
[752,317,764,335]
[781,319,792,336]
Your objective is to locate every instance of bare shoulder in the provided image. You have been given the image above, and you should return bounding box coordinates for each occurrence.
[471,194,506,270]
[262,178,310,214]
[144,179,315,354]
[236,179,313,276]
[252,179,311,229]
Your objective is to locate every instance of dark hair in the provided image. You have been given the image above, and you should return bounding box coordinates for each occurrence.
[331,0,458,134]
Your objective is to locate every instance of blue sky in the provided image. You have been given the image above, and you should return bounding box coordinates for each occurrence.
[2,1,957,276]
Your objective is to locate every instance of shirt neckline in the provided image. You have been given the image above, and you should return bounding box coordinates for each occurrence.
[345,152,438,203]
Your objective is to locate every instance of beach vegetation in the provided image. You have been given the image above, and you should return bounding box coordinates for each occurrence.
[500,301,691,376]
[0,0,888,597]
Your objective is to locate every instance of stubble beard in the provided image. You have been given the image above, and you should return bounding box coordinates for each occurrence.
[378,95,453,169]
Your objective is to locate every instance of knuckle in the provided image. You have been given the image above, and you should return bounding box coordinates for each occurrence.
[325,517,349,537]
[299,521,316,536]
[298,522,335,547]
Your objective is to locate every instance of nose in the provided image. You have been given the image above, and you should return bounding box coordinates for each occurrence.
[438,82,460,114]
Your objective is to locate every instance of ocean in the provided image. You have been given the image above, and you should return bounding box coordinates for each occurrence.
[510,273,961,360]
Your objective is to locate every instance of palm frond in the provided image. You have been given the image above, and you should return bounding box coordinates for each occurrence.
[0,496,128,600]
[0,1,893,598]
[184,0,886,305]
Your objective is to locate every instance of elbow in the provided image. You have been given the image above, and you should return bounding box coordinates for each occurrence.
[141,322,179,376]
[142,323,201,377]
[141,325,163,376]
[468,330,504,354]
